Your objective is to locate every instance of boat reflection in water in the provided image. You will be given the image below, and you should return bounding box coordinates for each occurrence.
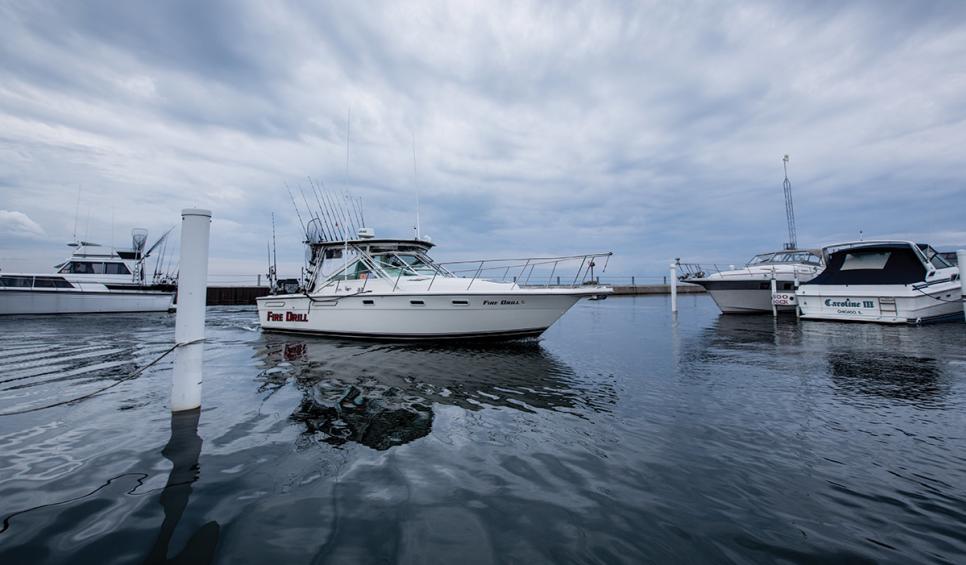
[825,352,946,404]
[686,313,953,407]
[254,334,612,450]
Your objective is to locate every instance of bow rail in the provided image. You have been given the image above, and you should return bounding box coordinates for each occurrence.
[435,252,613,290]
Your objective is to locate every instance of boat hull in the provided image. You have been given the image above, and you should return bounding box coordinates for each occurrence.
[797,283,963,324]
[256,292,591,339]
[0,287,175,315]
[689,280,799,314]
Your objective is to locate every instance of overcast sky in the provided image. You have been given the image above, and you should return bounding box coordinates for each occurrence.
[2,0,965,281]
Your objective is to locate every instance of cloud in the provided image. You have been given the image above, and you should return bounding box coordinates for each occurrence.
[0,210,46,239]
[1,1,965,276]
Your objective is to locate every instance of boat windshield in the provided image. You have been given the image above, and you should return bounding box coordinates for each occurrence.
[746,252,821,266]
[372,253,439,277]
[747,253,776,265]
[917,244,953,269]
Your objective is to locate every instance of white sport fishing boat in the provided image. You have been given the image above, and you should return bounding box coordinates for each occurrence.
[257,228,612,340]
[797,241,962,324]
[679,249,824,313]
[0,229,176,315]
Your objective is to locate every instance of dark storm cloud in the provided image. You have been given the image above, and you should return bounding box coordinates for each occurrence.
[1,0,965,277]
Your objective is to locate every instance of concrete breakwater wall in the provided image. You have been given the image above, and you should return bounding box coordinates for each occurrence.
[611,284,705,295]
[206,286,269,305]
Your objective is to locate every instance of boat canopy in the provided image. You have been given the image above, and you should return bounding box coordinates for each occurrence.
[310,238,434,252]
[806,243,928,286]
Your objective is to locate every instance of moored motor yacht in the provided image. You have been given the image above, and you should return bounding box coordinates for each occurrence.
[796,240,962,324]
[257,229,612,340]
[0,230,176,315]
[679,249,824,314]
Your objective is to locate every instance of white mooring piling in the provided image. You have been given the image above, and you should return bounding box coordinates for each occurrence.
[770,277,778,317]
[670,260,678,313]
[171,209,212,413]
[958,250,966,322]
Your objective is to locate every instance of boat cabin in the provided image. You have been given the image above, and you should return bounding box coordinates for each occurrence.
[805,241,954,286]
[311,239,447,287]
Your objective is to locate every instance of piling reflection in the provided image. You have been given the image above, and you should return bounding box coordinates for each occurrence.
[144,409,219,564]
[255,335,611,451]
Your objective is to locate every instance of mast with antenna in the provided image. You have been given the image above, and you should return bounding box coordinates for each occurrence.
[413,131,421,240]
[72,186,81,243]
[782,154,797,250]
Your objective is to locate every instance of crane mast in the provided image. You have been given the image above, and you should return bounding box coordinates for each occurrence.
[782,154,797,250]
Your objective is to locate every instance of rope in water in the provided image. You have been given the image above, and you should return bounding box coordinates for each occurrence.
[0,343,180,417]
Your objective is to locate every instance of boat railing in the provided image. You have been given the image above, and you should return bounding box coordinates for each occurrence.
[433,252,613,290]
[677,262,719,280]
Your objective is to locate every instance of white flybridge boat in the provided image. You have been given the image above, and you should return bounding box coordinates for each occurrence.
[797,241,963,324]
[0,229,176,315]
[679,250,824,313]
[679,155,826,314]
[257,228,612,340]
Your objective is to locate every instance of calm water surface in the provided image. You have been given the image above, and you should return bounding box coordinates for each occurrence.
[1,296,965,564]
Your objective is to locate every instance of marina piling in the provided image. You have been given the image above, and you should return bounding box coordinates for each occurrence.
[171,209,212,412]
[959,250,966,322]
[670,260,678,313]
[770,277,778,316]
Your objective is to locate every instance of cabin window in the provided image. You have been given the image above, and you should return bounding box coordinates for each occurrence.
[410,300,425,305]
[59,261,126,275]
[34,276,74,288]
[452,300,469,305]
[362,299,374,305]
[841,252,890,271]
[60,262,91,274]
[0,275,33,287]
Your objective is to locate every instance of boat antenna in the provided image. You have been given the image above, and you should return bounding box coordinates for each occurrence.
[266,241,272,288]
[84,206,91,245]
[72,186,81,243]
[285,183,307,234]
[271,212,278,277]
[412,131,421,240]
[782,154,797,250]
